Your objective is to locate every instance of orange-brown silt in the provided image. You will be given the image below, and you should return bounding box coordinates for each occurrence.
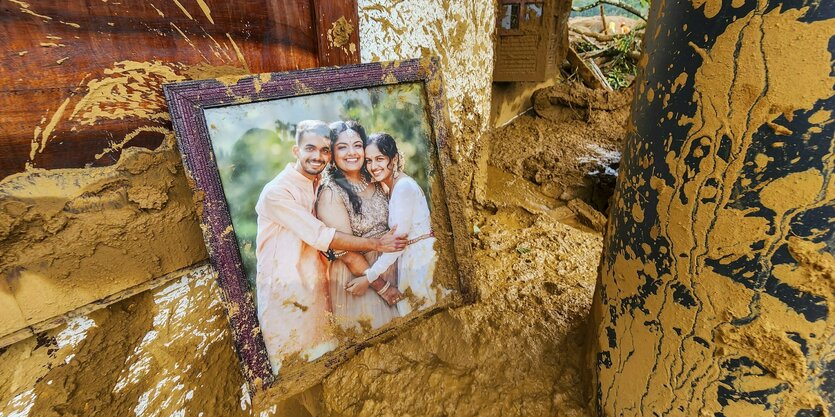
[588,0,835,415]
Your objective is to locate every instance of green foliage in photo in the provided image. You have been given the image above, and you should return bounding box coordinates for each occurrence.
[211,84,433,287]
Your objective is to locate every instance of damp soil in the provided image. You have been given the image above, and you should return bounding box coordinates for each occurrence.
[488,81,630,213]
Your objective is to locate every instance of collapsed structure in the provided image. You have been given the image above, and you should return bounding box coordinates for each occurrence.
[0,0,832,416]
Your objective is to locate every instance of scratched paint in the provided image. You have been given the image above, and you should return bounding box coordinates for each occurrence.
[9,0,52,21]
[591,0,834,415]
[171,0,194,20]
[27,60,246,163]
[195,0,214,24]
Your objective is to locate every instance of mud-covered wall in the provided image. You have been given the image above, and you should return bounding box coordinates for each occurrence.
[358,0,495,158]
[0,2,504,417]
[590,0,834,415]
[490,0,572,127]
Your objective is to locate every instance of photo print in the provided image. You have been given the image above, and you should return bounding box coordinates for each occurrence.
[164,58,472,400]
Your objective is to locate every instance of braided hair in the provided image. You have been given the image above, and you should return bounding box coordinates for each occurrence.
[327,120,372,215]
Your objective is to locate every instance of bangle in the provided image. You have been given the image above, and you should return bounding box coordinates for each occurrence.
[321,249,347,261]
[376,281,390,296]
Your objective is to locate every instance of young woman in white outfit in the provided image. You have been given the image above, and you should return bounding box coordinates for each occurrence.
[345,132,438,316]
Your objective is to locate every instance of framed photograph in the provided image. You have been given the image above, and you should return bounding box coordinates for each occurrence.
[163,58,473,400]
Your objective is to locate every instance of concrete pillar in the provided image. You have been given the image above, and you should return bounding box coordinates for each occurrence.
[590,0,834,415]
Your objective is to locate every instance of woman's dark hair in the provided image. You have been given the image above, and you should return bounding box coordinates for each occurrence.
[327,120,371,215]
[367,133,400,173]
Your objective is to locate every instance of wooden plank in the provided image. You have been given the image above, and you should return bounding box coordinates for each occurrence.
[0,261,211,349]
[566,45,611,90]
[0,0,358,180]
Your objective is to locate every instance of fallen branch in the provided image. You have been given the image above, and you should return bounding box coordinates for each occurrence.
[597,56,615,67]
[572,31,600,45]
[580,47,615,59]
[570,26,614,42]
[570,26,645,47]
[572,0,647,20]
[587,59,613,91]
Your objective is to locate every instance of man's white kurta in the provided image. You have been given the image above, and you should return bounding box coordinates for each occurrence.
[255,163,336,373]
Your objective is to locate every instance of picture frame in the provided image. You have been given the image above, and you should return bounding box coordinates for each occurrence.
[163,57,473,401]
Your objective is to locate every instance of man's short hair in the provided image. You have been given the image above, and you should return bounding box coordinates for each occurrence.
[295,120,331,145]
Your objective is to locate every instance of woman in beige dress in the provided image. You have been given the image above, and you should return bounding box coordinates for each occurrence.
[316,121,402,332]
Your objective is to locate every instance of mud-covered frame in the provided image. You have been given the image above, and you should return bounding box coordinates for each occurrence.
[163,58,474,402]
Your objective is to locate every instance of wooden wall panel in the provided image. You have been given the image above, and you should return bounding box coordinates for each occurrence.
[0,0,360,179]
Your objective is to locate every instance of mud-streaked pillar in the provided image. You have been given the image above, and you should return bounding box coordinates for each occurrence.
[590,0,834,415]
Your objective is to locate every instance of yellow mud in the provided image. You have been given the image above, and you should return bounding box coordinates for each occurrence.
[1,135,207,336]
[0,3,620,415]
[266,91,630,416]
[593,1,835,416]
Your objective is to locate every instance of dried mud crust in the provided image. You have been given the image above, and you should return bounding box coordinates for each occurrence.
[0,70,629,417]
[0,268,248,417]
[0,137,207,335]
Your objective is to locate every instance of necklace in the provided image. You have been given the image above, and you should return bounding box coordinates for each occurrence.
[346,178,369,194]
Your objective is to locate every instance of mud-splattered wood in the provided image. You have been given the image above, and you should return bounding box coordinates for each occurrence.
[0,262,211,349]
[312,0,361,66]
[0,0,359,179]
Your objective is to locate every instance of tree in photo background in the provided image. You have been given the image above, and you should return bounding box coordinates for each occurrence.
[341,83,432,199]
[216,84,433,289]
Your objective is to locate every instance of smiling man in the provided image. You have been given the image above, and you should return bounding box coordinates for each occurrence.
[254,120,407,373]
